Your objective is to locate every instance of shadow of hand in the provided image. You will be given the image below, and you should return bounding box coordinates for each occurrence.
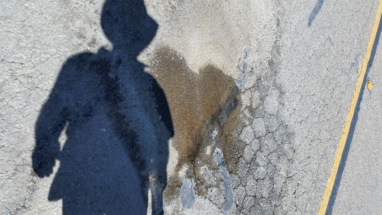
[32,140,60,177]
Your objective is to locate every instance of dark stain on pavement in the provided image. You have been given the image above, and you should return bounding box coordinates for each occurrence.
[150,47,241,198]
[308,0,324,27]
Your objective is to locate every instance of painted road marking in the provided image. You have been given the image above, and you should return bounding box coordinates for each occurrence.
[317,1,382,214]
[367,80,374,91]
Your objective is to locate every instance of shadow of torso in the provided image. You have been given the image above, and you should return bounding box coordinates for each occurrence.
[34,49,172,214]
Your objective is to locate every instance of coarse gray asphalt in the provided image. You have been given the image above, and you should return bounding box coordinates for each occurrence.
[331,11,382,214]
[278,0,379,213]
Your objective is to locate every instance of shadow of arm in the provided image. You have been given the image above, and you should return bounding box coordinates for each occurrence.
[33,95,67,177]
[32,61,74,177]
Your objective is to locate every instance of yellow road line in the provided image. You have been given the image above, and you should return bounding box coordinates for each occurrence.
[318,1,382,214]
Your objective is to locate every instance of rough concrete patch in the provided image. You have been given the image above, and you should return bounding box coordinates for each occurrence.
[250,139,261,153]
[254,166,267,180]
[262,133,277,155]
[268,152,279,166]
[252,89,261,110]
[245,178,257,196]
[264,88,279,115]
[207,187,225,208]
[241,108,254,126]
[236,68,258,91]
[237,158,249,180]
[255,151,269,167]
[254,105,265,118]
[252,118,266,137]
[231,175,241,189]
[265,114,280,132]
[234,186,246,206]
[243,144,255,163]
[200,165,217,187]
[256,178,272,198]
[239,126,255,144]
[243,195,255,210]
[241,90,252,109]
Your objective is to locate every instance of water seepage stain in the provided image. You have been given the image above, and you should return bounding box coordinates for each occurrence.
[180,172,195,209]
[214,147,234,211]
[149,46,241,201]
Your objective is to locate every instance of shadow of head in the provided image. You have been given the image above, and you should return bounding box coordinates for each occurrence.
[101,0,158,56]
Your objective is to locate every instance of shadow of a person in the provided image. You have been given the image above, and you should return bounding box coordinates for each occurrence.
[32,0,173,214]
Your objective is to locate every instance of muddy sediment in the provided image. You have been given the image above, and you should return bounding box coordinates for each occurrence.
[149,46,243,200]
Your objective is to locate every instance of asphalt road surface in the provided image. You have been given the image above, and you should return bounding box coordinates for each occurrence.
[332,8,382,214]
